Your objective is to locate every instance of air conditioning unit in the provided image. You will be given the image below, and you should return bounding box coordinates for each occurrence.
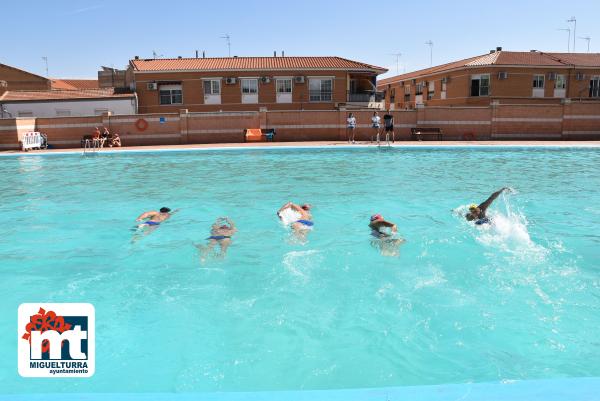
[225,77,237,84]
[576,72,585,81]
[294,76,305,84]
[547,72,557,81]
[147,82,158,90]
[261,76,271,84]
[498,72,508,80]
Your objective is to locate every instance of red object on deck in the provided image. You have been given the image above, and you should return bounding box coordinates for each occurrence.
[245,129,263,142]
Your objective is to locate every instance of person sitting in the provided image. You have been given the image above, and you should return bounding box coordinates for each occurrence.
[465,188,508,225]
[109,133,121,147]
[196,217,237,261]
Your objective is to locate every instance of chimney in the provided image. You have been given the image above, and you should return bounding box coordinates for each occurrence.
[490,50,495,54]
[134,56,139,60]
[195,50,199,58]
[178,56,182,59]
[202,51,206,58]
[282,50,285,57]
[274,51,277,57]
[496,46,502,51]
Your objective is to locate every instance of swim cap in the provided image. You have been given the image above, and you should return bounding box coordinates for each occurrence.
[469,204,478,210]
[160,207,171,213]
[370,214,383,221]
[301,204,311,210]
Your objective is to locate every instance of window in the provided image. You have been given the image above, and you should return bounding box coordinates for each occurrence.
[159,84,183,105]
[470,74,490,96]
[555,74,566,89]
[241,79,258,94]
[590,77,600,97]
[415,83,424,95]
[404,84,411,101]
[55,109,71,117]
[389,88,395,103]
[276,78,292,94]
[533,74,545,89]
[309,78,333,102]
[203,80,221,95]
[427,81,435,100]
[17,111,33,117]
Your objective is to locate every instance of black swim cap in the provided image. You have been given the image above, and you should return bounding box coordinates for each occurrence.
[160,207,171,213]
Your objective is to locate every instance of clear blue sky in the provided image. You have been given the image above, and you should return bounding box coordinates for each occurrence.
[3,0,599,79]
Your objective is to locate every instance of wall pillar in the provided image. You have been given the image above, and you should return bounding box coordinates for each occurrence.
[179,109,189,144]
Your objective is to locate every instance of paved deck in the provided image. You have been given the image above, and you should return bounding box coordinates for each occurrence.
[3,140,600,155]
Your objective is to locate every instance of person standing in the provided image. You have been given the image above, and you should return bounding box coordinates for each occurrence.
[346,112,357,143]
[371,111,382,143]
[383,112,394,143]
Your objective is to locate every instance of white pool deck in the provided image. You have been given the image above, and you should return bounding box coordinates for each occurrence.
[1,140,600,156]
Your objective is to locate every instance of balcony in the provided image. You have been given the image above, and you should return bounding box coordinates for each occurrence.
[347,91,384,103]
[309,90,333,102]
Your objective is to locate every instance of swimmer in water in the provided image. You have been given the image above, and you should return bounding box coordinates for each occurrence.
[369,214,405,256]
[465,188,508,225]
[132,207,177,241]
[278,202,313,231]
[196,217,237,261]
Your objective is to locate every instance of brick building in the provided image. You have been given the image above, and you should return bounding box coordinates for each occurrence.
[0,63,99,96]
[130,56,387,113]
[378,49,600,109]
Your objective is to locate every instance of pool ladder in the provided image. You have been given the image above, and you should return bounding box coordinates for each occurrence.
[83,138,101,155]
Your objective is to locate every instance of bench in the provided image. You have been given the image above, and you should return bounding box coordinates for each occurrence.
[244,128,276,142]
[411,127,443,141]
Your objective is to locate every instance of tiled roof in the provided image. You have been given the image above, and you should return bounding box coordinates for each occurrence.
[546,53,600,67]
[130,56,387,73]
[0,88,134,102]
[51,79,100,90]
[378,51,600,86]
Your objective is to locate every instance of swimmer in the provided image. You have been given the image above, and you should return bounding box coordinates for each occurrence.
[278,201,313,232]
[465,188,508,225]
[196,217,237,261]
[369,214,405,256]
[132,207,177,242]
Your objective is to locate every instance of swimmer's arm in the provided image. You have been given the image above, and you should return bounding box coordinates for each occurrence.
[224,218,235,230]
[288,203,304,213]
[136,211,157,221]
[478,188,507,212]
[277,202,293,215]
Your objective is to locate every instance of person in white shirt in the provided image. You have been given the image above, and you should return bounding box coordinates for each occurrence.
[346,113,357,143]
[371,111,382,142]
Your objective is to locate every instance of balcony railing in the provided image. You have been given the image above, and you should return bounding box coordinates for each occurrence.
[347,91,384,103]
[309,90,333,102]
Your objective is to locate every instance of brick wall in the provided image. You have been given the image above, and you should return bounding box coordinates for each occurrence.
[0,102,598,150]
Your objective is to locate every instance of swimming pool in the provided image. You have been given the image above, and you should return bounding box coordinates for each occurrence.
[0,146,599,396]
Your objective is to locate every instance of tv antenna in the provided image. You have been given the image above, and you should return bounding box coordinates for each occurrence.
[389,53,402,74]
[557,28,571,52]
[220,34,231,57]
[425,40,433,66]
[152,50,163,59]
[567,16,577,52]
[41,56,48,77]
[578,36,591,52]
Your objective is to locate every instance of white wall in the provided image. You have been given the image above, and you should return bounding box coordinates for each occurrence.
[1,97,137,118]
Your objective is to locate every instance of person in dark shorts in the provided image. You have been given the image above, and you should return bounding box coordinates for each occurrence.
[383,112,394,142]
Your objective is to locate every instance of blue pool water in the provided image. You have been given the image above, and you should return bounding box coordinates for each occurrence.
[0,146,599,395]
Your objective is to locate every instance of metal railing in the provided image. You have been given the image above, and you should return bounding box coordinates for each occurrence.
[308,90,333,102]
[347,91,384,103]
